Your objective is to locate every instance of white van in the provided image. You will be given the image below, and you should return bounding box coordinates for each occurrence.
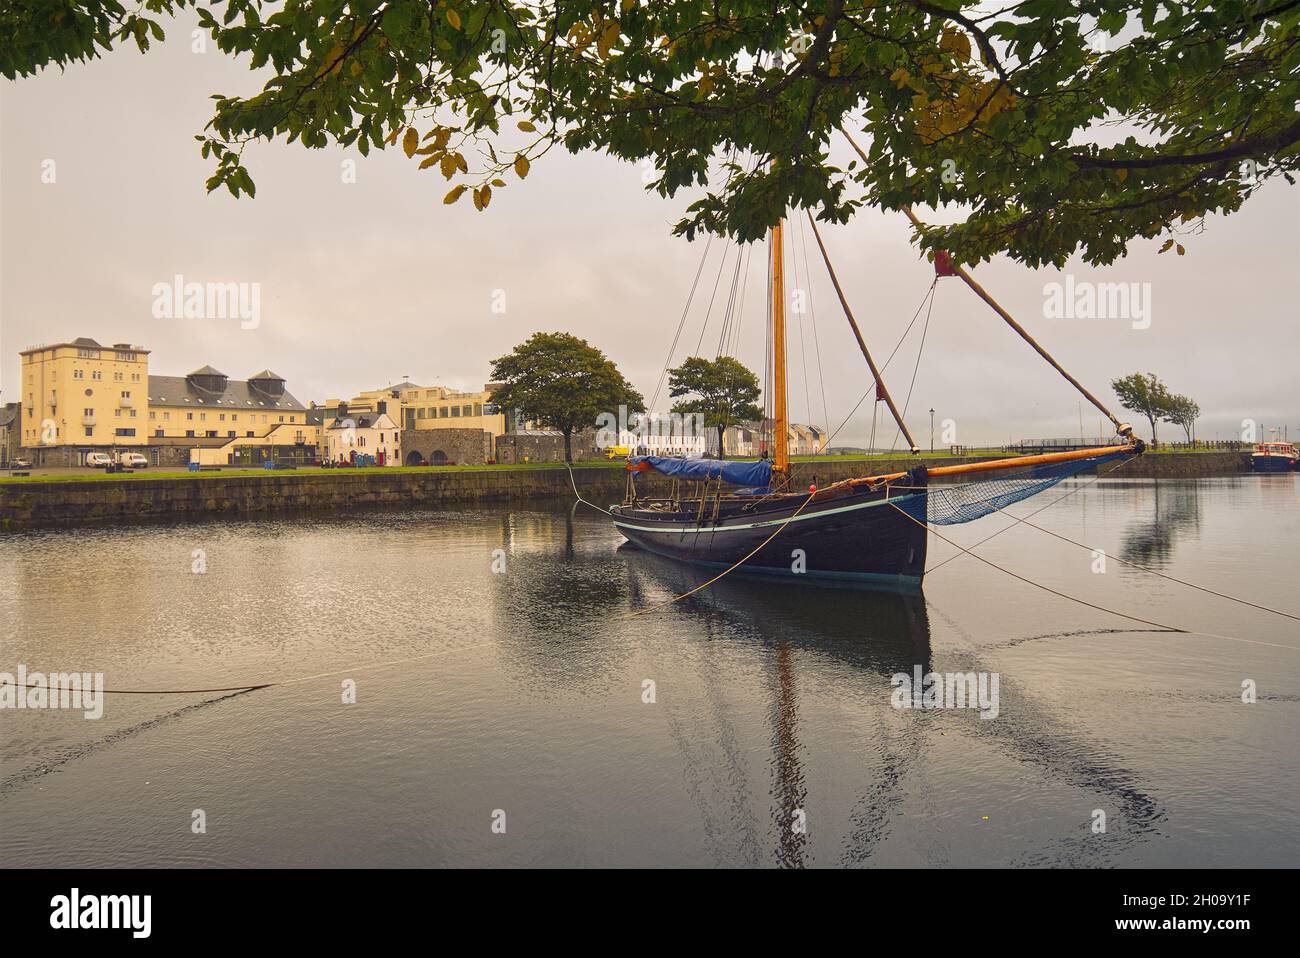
[117,452,148,469]
[85,452,112,468]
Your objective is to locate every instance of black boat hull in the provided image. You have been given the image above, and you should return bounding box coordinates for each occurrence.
[610,486,929,589]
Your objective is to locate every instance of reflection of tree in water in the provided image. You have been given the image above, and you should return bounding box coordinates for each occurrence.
[1119,480,1203,568]
[492,506,637,695]
[620,549,1167,867]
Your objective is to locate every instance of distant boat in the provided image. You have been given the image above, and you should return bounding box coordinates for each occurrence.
[610,200,1143,589]
[1251,442,1298,472]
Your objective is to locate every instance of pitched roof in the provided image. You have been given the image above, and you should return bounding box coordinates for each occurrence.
[189,364,226,378]
[148,375,305,411]
[247,369,283,381]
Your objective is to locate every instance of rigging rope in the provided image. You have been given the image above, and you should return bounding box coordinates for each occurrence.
[649,234,713,413]
[796,214,831,456]
[821,280,936,451]
[889,279,937,453]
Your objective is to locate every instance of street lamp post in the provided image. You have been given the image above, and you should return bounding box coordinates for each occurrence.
[929,408,935,454]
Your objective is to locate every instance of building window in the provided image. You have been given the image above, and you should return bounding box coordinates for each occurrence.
[473,404,482,416]
[115,428,135,437]
[227,431,235,438]
[73,369,84,380]
[187,412,193,421]
[451,406,461,417]
[246,431,255,438]
[163,412,170,421]
[154,429,163,437]
[149,411,155,420]
[186,430,195,438]
[206,430,217,438]
[91,370,101,380]
[84,427,94,437]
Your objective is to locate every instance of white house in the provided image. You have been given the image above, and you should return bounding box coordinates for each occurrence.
[325,411,400,465]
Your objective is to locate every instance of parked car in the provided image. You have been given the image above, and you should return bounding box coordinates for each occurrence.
[85,452,112,468]
[117,452,148,469]
[10,457,32,469]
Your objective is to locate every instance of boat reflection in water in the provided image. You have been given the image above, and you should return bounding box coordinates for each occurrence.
[617,543,1166,868]
[622,543,934,868]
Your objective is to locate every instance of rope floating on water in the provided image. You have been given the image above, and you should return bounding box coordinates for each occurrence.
[0,642,499,696]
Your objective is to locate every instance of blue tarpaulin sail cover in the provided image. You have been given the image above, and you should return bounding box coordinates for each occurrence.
[628,456,772,487]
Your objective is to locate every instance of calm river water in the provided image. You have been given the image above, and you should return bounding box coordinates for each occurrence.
[1,476,1296,867]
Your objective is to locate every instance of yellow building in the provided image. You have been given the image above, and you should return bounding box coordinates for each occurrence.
[400,383,509,436]
[322,382,511,437]
[148,366,312,466]
[19,338,150,465]
[18,338,313,467]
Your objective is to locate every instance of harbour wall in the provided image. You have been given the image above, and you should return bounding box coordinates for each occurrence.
[0,452,1255,531]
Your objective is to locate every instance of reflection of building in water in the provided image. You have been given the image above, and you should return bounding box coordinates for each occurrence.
[1120,480,1204,567]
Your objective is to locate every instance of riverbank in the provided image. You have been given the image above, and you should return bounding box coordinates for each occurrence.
[0,451,1252,530]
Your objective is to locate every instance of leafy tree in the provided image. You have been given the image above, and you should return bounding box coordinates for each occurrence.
[5,2,1297,266]
[668,355,762,458]
[1111,372,1175,447]
[489,332,642,462]
[1164,393,1201,444]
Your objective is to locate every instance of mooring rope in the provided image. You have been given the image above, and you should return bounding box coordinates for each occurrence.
[888,502,1298,651]
[623,492,818,618]
[0,642,501,696]
[920,459,1300,622]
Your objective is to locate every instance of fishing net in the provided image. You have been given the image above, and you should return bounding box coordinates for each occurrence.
[898,450,1133,526]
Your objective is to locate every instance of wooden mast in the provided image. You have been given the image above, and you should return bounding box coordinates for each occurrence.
[771,219,790,475]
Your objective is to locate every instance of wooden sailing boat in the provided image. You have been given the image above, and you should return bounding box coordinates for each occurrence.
[610,194,1143,589]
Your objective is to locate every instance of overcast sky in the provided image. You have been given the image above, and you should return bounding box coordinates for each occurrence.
[3,14,1298,448]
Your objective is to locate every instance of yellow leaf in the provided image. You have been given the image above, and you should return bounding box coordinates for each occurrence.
[440,154,457,178]
[472,187,484,211]
[890,67,910,89]
[480,184,492,208]
[517,120,537,133]
[1176,244,1185,256]
[491,179,506,188]
[446,9,461,30]
[455,153,468,173]
[402,127,418,158]
[1158,238,1174,253]
[1115,168,1128,182]
[321,43,344,77]
[444,185,467,205]
[514,154,530,179]
[350,60,362,77]
[419,155,440,170]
